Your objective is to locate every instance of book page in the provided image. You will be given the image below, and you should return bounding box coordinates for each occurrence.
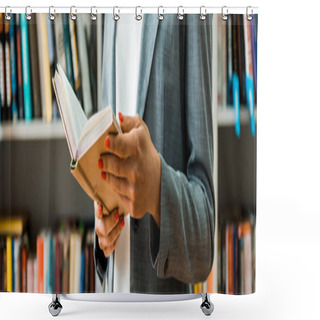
[77,106,121,158]
[53,64,87,161]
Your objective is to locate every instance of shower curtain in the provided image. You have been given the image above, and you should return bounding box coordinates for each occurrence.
[0,9,257,296]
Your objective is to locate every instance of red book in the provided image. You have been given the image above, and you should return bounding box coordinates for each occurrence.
[21,245,27,292]
[37,235,44,293]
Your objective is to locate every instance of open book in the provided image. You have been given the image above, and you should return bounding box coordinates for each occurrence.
[52,64,126,215]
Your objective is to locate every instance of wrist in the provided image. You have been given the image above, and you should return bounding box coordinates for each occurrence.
[150,151,161,227]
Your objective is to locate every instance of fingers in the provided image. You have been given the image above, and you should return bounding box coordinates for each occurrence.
[102,172,133,199]
[105,131,139,159]
[95,211,126,258]
[98,153,134,180]
[119,114,141,133]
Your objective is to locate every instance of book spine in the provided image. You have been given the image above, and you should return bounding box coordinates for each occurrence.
[37,235,44,293]
[36,13,52,122]
[15,15,24,120]
[20,14,32,121]
[21,244,27,292]
[9,15,18,121]
[28,19,42,119]
[6,236,12,292]
[0,14,6,121]
[4,17,12,121]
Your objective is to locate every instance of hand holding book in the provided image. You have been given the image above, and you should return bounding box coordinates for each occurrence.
[98,113,161,228]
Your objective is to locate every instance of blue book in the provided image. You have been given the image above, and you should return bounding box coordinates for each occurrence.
[232,74,240,137]
[9,14,18,121]
[20,14,32,121]
[48,234,55,293]
[80,250,85,293]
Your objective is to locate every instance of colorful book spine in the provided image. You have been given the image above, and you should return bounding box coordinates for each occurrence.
[20,14,32,121]
[36,13,52,122]
[15,14,24,120]
[9,15,18,121]
[6,236,12,292]
[37,234,44,293]
[0,13,5,121]
[4,17,12,121]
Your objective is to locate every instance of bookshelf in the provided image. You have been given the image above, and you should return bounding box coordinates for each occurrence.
[0,120,65,140]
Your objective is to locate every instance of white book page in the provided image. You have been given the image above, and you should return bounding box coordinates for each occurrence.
[54,64,87,161]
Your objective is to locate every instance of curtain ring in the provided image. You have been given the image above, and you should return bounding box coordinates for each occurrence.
[90,6,97,21]
[25,6,32,21]
[4,6,11,21]
[221,6,228,21]
[177,6,184,21]
[70,6,77,21]
[113,6,120,21]
[200,6,207,20]
[49,6,55,21]
[135,6,142,21]
[158,6,164,21]
[246,6,253,21]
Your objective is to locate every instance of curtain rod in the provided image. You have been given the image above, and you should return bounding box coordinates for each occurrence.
[0,6,258,15]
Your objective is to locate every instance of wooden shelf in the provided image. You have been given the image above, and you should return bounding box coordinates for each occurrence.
[218,106,257,127]
[0,119,65,141]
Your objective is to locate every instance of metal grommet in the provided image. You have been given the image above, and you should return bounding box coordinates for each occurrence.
[177,6,184,21]
[113,6,120,21]
[158,6,164,21]
[49,6,55,21]
[90,6,97,21]
[246,6,253,21]
[70,6,77,21]
[221,6,228,21]
[25,6,32,21]
[4,6,11,21]
[135,6,142,21]
[200,6,207,21]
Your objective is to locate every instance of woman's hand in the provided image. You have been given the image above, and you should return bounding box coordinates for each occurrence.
[98,114,161,226]
[94,201,125,258]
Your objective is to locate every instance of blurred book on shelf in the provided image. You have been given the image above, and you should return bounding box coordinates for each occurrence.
[0,217,95,293]
[218,205,256,295]
[0,13,102,125]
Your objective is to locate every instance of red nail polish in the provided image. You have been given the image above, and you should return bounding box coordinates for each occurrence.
[98,158,103,170]
[118,112,124,123]
[98,205,103,217]
[115,210,119,222]
[101,171,106,180]
[105,136,110,149]
[120,216,125,229]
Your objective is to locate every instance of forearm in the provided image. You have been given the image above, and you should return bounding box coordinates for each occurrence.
[150,154,214,284]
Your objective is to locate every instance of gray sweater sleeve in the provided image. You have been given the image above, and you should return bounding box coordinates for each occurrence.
[150,15,214,284]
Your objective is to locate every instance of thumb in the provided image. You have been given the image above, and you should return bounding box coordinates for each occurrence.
[119,113,141,133]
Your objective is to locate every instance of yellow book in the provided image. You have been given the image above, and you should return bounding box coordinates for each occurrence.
[6,236,12,292]
[37,13,52,122]
[0,218,23,235]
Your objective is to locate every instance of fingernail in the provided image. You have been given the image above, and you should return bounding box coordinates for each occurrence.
[105,136,110,149]
[101,171,106,181]
[120,215,125,229]
[98,205,103,217]
[115,210,119,222]
[98,158,103,170]
[118,112,124,123]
